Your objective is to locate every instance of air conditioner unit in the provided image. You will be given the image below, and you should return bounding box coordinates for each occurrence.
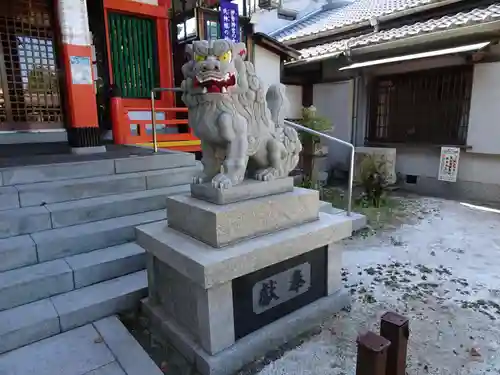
[258,0,280,10]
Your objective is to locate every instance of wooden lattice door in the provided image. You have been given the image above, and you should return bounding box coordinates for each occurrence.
[0,0,63,131]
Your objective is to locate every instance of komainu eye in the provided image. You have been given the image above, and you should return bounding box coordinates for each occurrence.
[194,54,206,62]
[218,51,232,63]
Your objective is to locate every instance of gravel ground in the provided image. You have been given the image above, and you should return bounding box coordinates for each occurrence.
[258,197,500,375]
[122,195,500,375]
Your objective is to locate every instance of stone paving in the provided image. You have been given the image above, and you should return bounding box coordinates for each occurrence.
[0,315,162,375]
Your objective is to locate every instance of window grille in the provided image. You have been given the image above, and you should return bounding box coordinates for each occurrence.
[368,65,473,146]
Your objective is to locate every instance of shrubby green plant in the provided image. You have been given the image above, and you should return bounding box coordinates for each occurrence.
[296,106,332,186]
[357,154,389,208]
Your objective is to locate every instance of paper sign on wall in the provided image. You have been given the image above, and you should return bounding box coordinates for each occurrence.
[70,56,92,85]
[438,146,460,182]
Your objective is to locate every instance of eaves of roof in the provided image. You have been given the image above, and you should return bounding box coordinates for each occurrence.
[274,0,468,45]
[253,32,301,59]
[293,3,500,62]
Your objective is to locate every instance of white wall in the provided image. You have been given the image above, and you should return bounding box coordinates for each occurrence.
[254,45,302,119]
[254,45,281,90]
[313,81,353,169]
[351,56,500,189]
[393,60,500,186]
[394,148,500,185]
[285,85,302,119]
[466,62,500,155]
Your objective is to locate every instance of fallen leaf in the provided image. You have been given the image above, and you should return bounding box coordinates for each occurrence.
[470,347,481,357]
[94,336,104,344]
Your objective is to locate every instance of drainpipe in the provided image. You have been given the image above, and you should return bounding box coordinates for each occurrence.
[344,41,359,148]
[350,75,360,147]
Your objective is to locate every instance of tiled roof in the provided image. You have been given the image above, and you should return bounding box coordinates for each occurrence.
[296,3,500,59]
[273,0,452,42]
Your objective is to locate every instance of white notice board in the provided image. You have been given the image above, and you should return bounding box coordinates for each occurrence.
[70,56,92,85]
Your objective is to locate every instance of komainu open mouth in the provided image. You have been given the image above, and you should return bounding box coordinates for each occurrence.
[194,73,236,94]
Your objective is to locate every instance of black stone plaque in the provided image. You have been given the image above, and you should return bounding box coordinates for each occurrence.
[232,246,327,339]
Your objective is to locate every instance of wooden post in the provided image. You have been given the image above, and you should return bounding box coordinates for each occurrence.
[356,331,391,375]
[380,312,410,375]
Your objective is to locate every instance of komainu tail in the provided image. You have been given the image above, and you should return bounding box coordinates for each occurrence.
[266,83,288,127]
[266,83,302,175]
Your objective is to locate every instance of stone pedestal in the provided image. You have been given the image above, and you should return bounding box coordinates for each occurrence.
[136,178,353,375]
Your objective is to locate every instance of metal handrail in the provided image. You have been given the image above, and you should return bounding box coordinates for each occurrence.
[284,119,354,217]
[151,87,184,152]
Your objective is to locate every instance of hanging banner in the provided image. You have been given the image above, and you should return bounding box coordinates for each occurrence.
[58,0,91,46]
[220,0,240,43]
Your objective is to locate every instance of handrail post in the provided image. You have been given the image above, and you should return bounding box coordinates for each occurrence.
[151,90,158,153]
[283,120,354,217]
[347,144,354,217]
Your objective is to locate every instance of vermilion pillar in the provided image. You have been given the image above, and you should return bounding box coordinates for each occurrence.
[56,0,103,150]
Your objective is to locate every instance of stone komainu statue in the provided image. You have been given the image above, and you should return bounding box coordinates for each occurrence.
[181,39,302,189]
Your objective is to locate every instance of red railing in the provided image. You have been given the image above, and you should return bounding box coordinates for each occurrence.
[110,97,201,152]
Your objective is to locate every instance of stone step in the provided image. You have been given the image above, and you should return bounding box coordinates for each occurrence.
[16,165,200,207]
[114,152,196,174]
[0,271,147,355]
[31,209,166,263]
[46,184,189,229]
[0,259,74,312]
[0,186,18,211]
[0,299,59,355]
[1,159,115,186]
[65,243,145,289]
[0,243,146,312]
[51,270,147,331]
[0,152,196,185]
[0,235,37,273]
[0,205,51,239]
[0,184,178,238]
[319,200,367,232]
[0,207,164,273]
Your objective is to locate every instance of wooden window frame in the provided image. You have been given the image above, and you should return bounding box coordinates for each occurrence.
[367,65,473,146]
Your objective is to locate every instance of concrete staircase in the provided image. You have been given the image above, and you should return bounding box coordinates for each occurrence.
[0,151,200,355]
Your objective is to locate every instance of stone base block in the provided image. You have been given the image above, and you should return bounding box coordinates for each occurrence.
[166,187,320,248]
[136,213,352,290]
[190,177,294,205]
[137,213,351,369]
[142,290,350,375]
